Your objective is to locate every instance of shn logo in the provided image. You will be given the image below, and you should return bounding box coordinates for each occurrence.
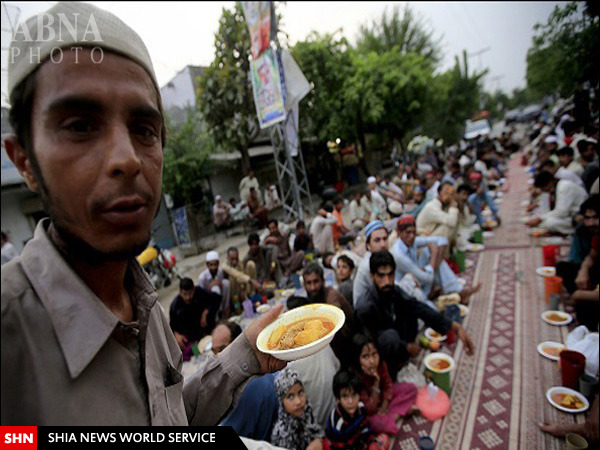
[4,434,33,444]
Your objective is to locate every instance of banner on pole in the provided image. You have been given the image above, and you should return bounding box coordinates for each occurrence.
[250,48,286,129]
[241,1,271,59]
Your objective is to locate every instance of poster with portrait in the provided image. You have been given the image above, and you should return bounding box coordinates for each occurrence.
[241,1,271,59]
[250,48,286,129]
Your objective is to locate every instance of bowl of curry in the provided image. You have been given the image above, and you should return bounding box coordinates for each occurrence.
[256,303,345,361]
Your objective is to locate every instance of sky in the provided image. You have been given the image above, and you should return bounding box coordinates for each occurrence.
[1,1,566,107]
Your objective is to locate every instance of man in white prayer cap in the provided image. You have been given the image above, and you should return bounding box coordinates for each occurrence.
[198,251,232,319]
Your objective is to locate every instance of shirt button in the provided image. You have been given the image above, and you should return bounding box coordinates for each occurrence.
[241,362,249,372]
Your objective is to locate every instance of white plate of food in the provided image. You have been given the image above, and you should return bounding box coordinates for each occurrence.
[536,266,556,277]
[457,277,467,287]
[257,303,345,361]
[483,231,495,238]
[546,387,589,414]
[482,209,493,217]
[280,288,296,297]
[541,310,573,326]
[458,304,469,318]
[424,328,447,342]
[465,260,474,268]
[256,304,271,314]
[424,352,455,373]
[537,341,566,361]
[466,243,485,252]
[529,228,547,237]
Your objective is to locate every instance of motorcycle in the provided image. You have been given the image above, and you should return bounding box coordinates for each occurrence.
[136,242,182,289]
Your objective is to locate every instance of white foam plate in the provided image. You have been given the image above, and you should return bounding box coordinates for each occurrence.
[546,387,589,414]
[465,260,474,268]
[466,243,485,252]
[541,310,573,326]
[483,231,495,238]
[424,328,447,342]
[537,341,566,361]
[457,277,467,286]
[536,266,556,277]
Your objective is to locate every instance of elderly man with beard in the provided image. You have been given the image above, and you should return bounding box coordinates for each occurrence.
[302,262,354,368]
[355,250,475,378]
[416,182,460,246]
[197,251,232,319]
[1,2,285,426]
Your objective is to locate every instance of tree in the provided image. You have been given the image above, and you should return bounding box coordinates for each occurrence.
[291,31,355,143]
[526,1,599,98]
[422,51,488,143]
[162,108,216,209]
[344,50,435,153]
[197,3,259,173]
[356,4,441,65]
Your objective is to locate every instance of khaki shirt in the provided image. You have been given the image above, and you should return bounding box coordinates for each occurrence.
[1,220,260,426]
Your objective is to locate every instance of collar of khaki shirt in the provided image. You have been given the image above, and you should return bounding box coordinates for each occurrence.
[19,219,159,379]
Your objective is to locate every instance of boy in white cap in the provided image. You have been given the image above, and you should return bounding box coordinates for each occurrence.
[1,2,285,426]
[198,251,231,319]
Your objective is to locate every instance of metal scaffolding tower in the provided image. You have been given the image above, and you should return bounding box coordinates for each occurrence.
[267,4,313,223]
[269,112,313,222]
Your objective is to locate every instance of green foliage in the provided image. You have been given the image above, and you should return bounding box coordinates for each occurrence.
[356,4,441,65]
[421,51,487,143]
[163,109,216,208]
[291,31,355,142]
[526,1,599,98]
[197,2,258,172]
[344,50,435,145]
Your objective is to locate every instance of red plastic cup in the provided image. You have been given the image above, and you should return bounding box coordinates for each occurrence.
[447,329,456,344]
[542,244,560,267]
[560,350,586,390]
[544,276,563,303]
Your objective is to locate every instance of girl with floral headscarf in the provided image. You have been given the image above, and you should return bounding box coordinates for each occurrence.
[271,368,326,450]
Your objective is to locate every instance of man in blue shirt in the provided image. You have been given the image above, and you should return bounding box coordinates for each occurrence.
[391,216,481,304]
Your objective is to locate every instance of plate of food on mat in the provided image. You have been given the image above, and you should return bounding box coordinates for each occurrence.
[483,231,495,238]
[458,304,469,318]
[537,341,566,361]
[536,266,556,277]
[546,387,589,413]
[457,277,467,287]
[529,228,547,237]
[466,243,485,252]
[465,260,474,268]
[424,328,447,342]
[541,310,573,326]
[257,303,345,361]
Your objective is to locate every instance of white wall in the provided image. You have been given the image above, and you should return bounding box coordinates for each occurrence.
[160,67,196,111]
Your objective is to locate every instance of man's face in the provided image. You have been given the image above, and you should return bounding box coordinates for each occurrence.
[558,153,572,167]
[303,272,324,300]
[207,260,219,275]
[458,189,469,204]
[399,226,417,248]
[413,191,424,203]
[268,222,278,235]
[249,241,259,255]
[581,144,596,163]
[425,174,435,188]
[227,251,239,266]
[367,228,388,252]
[371,264,395,293]
[540,182,554,194]
[9,50,163,260]
[583,208,599,235]
[336,260,352,282]
[211,324,232,355]
[335,201,343,211]
[180,288,194,304]
[296,225,305,235]
[439,185,455,206]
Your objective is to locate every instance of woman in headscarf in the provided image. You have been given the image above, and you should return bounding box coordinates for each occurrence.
[271,368,326,450]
